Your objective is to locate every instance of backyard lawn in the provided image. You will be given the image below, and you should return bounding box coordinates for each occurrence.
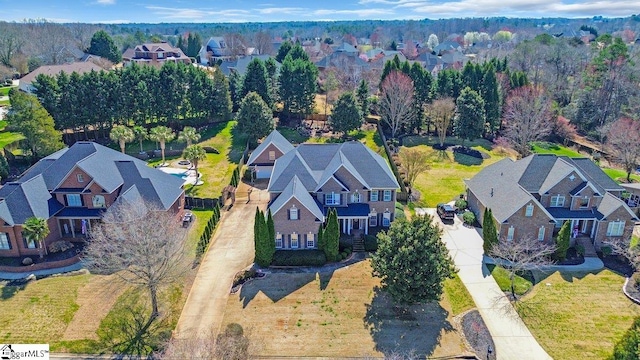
[403,135,509,206]
[519,270,640,359]
[222,259,471,358]
[530,142,583,158]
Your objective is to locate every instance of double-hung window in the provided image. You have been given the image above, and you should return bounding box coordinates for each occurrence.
[538,226,546,241]
[507,226,515,241]
[370,190,379,202]
[66,194,82,207]
[369,213,378,227]
[275,233,283,248]
[607,221,625,237]
[351,192,362,203]
[383,190,392,202]
[289,206,298,220]
[306,232,315,248]
[268,151,276,160]
[325,192,341,206]
[291,233,299,248]
[550,195,565,207]
[0,233,10,250]
[579,196,590,208]
[525,203,534,217]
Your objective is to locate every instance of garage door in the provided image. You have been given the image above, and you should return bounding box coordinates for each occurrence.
[255,166,273,179]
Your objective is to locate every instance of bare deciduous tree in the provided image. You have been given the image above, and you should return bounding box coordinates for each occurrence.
[502,85,554,158]
[607,117,640,182]
[378,71,415,139]
[604,237,640,272]
[83,199,188,329]
[398,147,430,191]
[427,98,455,147]
[224,33,247,58]
[488,237,556,301]
[0,22,25,68]
[252,31,273,56]
[161,324,257,360]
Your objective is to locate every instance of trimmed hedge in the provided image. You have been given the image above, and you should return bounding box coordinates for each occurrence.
[195,204,222,257]
[364,235,378,252]
[272,250,327,266]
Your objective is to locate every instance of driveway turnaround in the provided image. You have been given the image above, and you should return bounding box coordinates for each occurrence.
[174,185,269,339]
[424,208,552,360]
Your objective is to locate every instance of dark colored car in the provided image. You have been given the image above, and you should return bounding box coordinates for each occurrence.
[437,203,456,221]
[182,211,194,228]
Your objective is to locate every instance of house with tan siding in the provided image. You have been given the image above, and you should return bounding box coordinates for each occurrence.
[251,130,400,250]
[0,142,185,258]
[465,154,639,250]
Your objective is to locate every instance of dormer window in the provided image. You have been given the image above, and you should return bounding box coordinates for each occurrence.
[579,196,589,208]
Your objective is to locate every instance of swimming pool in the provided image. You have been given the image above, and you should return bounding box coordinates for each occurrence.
[157,167,200,185]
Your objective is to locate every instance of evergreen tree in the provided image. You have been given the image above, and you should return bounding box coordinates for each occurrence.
[0,153,9,181]
[287,44,309,62]
[265,57,279,103]
[87,30,122,63]
[185,33,202,58]
[454,87,485,145]
[228,71,243,112]
[278,55,318,122]
[275,41,293,63]
[317,223,325,252]
[237,92,275,144]
[612,316,640,359]
[330,92,362,135]
[254,207,261,249]
[255,209,273,267]
[324,209,340,262]
[242,58,271,107]
[371,216,456,304]
[267,210,276,256]
[555,221,571,261]
[482,208,498,253]
[356,79,369,117]
[209,67,232,121]
[481,64,501,136]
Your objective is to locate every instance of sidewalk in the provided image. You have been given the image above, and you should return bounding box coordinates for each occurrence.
[485,254,604,273]
[0,262,85,280]
[426,208,553,360]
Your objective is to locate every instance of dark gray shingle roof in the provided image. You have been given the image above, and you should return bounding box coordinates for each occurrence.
[269,176,324,221]
[247,130,295,166]
[0,175,63,225]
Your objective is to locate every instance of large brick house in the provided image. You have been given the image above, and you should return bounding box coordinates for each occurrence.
[465,154,639,249]
[0,142,185,258]
[248,130,400,250]
[122,42,192,67]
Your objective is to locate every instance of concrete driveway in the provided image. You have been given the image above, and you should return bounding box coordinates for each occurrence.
[174,184,269,338]
[423,208,552,360]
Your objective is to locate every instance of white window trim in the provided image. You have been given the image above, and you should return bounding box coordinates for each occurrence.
[538,226,545,241]
[0,233,10,250]
[66,194,82,207]
[551,195,565,207]
[290,206,298,220]
[77,173,84,183]
[325,192,341,206]
[369,213,378,227]
[370,190,379,202]
[268,151,276,160]
[306,232,315,248]
[291,233,299,249]
[579,196,590,208]
[351,192,362,203]
[607,221,625,237]
[275,233,283,248]
[382,210,391,227]
[525,203,534,217]
[507,226,515,241]
[383,190,392,202]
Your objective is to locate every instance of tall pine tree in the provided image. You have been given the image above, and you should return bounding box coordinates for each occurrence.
[482,208,498,253]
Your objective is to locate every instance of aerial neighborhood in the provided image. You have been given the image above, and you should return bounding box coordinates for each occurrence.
[2,7,640,360]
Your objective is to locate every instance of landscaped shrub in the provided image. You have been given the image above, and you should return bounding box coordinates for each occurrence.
[611,316,640,360]
[339,237,353,252]
[455,198,468,211]
[48,240,74,254]
[462,211,476,226]
[22,257,33,266]
[395,202,406,220]
[576,244,585,256]
[341,251,348,260]
[232,269,257,288]
[202,146,219,154]
[554,221,571,261]
[271,250,327,266]
[601,246,613,257]
[364,235,378,252]
[453,146,483,159]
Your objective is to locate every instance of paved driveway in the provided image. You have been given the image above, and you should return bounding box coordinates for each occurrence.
[174,186,269,338]
[423,209,552,360]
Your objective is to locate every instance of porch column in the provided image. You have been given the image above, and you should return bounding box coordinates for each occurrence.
[58,219,63,238]
[347,219,352,235]
[590,220,597,238]
[365,217,369,235]
[341,219,346,233]
[70,220,76,238]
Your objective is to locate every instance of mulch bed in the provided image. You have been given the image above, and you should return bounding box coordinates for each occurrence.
[0,242,84,267]
[602,254,634,277]
[555,247,584,266]
[461,309,495,360]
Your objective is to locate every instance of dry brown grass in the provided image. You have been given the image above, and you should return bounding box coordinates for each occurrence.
[222,260,467,358]
[520,270,640,359]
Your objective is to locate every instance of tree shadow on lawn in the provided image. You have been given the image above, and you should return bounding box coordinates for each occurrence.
[364,287,455,358]
[238,270,335,308]
[228,125,249,163]
[532,269,601,284]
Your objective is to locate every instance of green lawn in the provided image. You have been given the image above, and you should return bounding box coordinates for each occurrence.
[0,99,9,106]
[519,270,640,359]
[486,264,534,295]
[531,142,583,158]
[406,136,507,207]
[0,131,24,149]
[443,274,476,315]
[602,168,640,183]
[0,86,14,96]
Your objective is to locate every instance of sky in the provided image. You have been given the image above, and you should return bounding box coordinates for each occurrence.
[0,0,639,24]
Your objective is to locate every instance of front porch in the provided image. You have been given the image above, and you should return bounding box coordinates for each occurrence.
[55,207,102,239]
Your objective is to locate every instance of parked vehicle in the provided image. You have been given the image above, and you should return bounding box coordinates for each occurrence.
[437,203,456,221]
[182,211,194,228]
